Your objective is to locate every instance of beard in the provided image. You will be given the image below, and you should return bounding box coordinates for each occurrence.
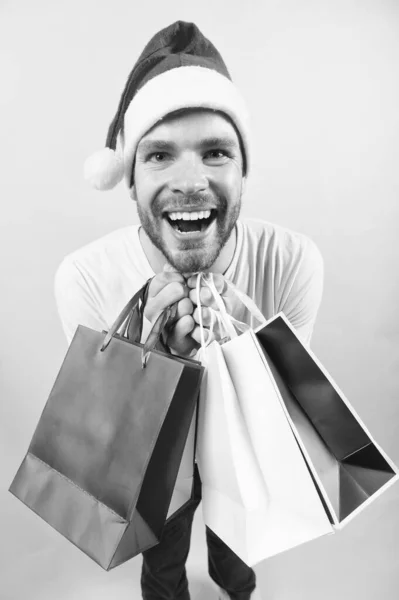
[136,190,242,273]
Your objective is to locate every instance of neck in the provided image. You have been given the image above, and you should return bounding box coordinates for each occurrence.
[138,226,237,275]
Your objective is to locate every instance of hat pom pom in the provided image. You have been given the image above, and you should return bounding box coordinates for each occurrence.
[84,148,125,190]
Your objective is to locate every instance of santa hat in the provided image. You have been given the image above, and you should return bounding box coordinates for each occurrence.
[84,21,250,191]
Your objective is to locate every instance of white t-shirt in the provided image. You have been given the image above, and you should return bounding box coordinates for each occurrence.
[54,218,323,346]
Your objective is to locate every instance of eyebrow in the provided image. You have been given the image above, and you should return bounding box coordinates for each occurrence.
[137,136,239,155]
[199,137,239,150]
[137,140,177,154]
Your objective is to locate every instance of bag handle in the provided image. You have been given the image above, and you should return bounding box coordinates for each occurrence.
[222,278,266,327]
[101,281,150,351]
[195,273,266,345]
[196,273,217,350]
[141,303,176,367]
[101,279,176,368]
[205,274,238,340]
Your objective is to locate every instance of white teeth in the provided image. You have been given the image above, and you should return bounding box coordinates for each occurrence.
[167,209,211,221]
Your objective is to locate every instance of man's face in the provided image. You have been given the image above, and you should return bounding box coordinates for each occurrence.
[133,109,244,273]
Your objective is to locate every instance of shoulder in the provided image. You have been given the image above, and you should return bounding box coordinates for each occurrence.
[233,219,323,343]
[57,225,140,271]
[54,225,145,343]
[55,225,141,287]
[238,218,323,272]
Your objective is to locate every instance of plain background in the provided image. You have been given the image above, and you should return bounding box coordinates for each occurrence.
[1,1,398,599]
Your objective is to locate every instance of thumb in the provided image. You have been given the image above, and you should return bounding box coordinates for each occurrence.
[163,263,178,273]
[164,262,199,280]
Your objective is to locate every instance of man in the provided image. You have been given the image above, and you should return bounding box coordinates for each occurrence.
[55,21,323,600]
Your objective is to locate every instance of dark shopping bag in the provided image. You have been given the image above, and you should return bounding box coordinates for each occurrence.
[256,313,398,526]
[9,282,203,570]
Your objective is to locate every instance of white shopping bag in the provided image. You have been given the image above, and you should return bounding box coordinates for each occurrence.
[195,273,398,565]
[195,275,334,566]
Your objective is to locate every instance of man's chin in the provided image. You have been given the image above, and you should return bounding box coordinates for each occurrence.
[138,212,237,273]
[165,249,218,273]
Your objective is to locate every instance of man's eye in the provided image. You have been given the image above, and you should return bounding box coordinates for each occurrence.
[205,150,227,160]
[148,152,168,162]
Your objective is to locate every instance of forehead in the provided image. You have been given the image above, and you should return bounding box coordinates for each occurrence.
[138,109,240,146]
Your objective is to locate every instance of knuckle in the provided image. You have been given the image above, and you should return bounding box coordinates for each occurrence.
[189,289,198,304]
[178,297,193,317]
[186,275,197,288]
[180,314,195,332]
[172,315,186,335]
[191,326,201,344]
[153,271,182,289]
[166,271,184,283]
[200,288,212,305]
[193,306,208,324]
[169,281,186,298]
[170,316,195,347]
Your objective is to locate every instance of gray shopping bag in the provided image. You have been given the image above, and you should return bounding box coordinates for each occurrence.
[10,284,203,570]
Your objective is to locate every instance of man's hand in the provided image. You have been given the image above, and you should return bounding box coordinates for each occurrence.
[186,274,234,345]
[144,269,198,356]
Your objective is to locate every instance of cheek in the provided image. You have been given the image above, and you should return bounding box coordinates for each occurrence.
[132,179,153,211]
[134,169,166,207]
[216,168,242,201]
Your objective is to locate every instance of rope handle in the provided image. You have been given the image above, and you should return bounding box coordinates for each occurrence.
[195,273,266,346]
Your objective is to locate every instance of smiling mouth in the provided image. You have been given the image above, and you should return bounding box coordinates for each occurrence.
[164,209,217,234]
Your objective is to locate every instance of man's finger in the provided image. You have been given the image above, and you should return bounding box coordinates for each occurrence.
[146,281,188,322]
[169,314,195,338]
[189,286,232,312]
[186,274,227,295]
[190,325,215,346]
[167,315,198,355]
[186,274,199,289]
[175,297,194,320]
[189,286,215,307]
[148,271,186,298]
[192,306,213,327]
[209,274,228,294]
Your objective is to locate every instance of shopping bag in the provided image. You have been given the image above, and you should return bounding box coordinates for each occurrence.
[125,287,198,520]
[195,274,398,566]
[255,313,398,526]
[195,275,334,566]
[9,282,204,570]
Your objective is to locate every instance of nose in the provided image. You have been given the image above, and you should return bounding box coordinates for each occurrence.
[167,155,209,196]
